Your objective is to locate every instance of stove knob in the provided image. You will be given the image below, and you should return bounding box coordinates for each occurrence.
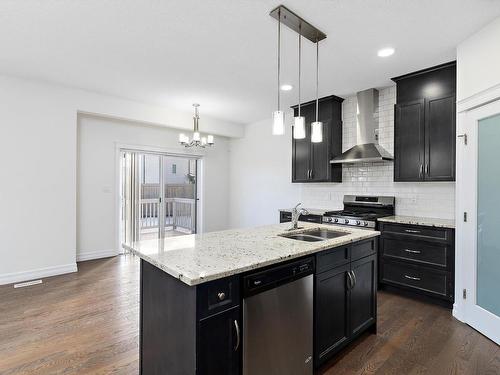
[363,222,369,227]
[356,220,361,225]
[344,219,349,224]
[327,217,333,223]
[334,218,339,223]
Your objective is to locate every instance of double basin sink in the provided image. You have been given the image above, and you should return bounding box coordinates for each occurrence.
[279,228,349,242]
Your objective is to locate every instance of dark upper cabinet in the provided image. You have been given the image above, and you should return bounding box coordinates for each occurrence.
[425,95,456,181]
[394,100,425,181]
[392,62,456,182]
[198,306,241,375]
[291,95,343,183]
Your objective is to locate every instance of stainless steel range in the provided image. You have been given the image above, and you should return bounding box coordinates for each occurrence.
[322,195,395,230]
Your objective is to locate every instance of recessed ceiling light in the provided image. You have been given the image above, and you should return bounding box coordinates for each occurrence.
[280,84,293,91]
[377,47,395,57]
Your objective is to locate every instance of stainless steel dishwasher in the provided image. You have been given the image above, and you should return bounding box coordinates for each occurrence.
[243,257,314,375]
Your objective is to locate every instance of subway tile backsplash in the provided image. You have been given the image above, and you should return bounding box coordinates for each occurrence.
[301,86,455,220]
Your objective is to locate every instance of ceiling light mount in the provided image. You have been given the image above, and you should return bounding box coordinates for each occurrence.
[269,5,327,43]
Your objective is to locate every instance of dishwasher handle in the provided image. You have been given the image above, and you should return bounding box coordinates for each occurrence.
[234,320,240,352]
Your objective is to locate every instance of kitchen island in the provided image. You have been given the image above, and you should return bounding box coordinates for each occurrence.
[125,222,380,375]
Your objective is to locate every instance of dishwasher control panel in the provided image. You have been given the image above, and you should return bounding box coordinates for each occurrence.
[243,257,314,297]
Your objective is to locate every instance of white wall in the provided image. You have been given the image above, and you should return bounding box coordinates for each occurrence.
[77,115,230,261]
[229,86,455,229]
[0,74,241,285]
[229,117,301,228]
[457,16,500,102]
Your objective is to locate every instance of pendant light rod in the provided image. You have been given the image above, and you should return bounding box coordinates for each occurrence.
[277,8,281,111]
[315,41,319,122]
[269,5,326,43]
[298,29,301,117]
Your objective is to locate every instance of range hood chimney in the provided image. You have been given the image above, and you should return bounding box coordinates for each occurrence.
[330,88,393,164]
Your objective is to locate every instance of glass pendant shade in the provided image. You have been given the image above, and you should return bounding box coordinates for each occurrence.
[179,133,186,143]
[293,116,306,139]
[193,132,200,142]
[311,121,323,143]
[272,110,285,135]
[207,135,214,145]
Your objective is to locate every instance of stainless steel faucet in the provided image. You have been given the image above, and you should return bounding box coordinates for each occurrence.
[290,203,309,230]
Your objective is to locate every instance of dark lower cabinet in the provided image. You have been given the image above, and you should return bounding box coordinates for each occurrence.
[140,260,241,375]
[279,210,323,224]
[315,264,350,362]
[198,307,241,375]
[314,240,377,368]
[379,222,455,307]
[349,255,377,336]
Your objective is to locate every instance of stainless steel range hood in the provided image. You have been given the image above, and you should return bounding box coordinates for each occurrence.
[330,88,393,164]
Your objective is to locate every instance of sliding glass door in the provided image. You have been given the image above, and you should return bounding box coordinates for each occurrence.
[121,151,198,245]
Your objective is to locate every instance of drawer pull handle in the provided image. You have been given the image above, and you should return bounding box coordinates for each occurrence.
[405,229,421,234]
[217,292,226,301]
[404,275,421,281]
[404,249,421,254]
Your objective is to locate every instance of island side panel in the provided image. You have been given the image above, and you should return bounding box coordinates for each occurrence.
[140,259,197,375]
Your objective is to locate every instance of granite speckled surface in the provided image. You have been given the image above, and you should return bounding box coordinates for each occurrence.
[124,223,379,286]
[378,215,455,229]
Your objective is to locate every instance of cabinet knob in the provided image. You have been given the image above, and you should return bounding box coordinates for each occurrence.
[217,292,226,301]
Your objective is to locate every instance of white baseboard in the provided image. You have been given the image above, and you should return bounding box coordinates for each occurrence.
[0,263,78,286]
[76,249,119,262]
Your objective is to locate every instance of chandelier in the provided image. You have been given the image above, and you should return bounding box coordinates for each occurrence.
[179,104,214,148]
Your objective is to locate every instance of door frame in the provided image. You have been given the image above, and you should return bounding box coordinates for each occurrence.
[115,143,203,254]
[455,93,500,344]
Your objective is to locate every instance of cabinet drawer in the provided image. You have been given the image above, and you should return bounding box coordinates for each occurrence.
[381,261,451,299]
[317,246,350,274]
[382,238,449,268]
[381,223,450,242]
[300,214,323,224]
[351,239,376,261]
[280,211,292,223]
[197,276,240,319]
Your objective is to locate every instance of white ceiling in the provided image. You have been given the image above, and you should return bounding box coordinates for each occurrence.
[1,0,500,125]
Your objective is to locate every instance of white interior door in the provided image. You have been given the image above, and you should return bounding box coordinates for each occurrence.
[461,99,500,344]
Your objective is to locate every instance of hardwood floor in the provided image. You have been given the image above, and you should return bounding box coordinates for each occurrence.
[0,255,498,375]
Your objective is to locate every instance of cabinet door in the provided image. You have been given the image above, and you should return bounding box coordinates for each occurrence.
[292,106,312,182]
[198,307,240,375]
[424,95,456,181]
[310,100,333,182]
[315,264,350,366]
[394,100,425,181]
[350,254,377,336]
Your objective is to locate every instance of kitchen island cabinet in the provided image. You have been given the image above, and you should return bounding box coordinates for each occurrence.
[126,223,380,374]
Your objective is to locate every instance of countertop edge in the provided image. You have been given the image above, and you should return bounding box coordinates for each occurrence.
[377,216,455,229]
[125,229,380,286]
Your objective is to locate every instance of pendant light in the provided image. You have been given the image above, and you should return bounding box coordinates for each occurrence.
[311,41,323,143]
[272,9,285,135]
[179,104,215,148]
[293,30,306,140]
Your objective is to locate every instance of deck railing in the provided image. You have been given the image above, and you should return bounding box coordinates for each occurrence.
[140,197,196,233]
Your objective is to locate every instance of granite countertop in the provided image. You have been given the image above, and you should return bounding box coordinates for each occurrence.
[124,223,379,286]
[378,215,455,229]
